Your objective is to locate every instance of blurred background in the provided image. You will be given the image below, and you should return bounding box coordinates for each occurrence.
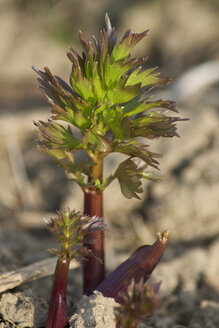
[0,0,219,325]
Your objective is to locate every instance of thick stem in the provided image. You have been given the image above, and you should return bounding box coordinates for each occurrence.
[83,187,104,295]
[46,257,70,328]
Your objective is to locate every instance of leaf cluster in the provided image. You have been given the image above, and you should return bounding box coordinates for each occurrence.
[46,208,105,260]
[115,278,160,328]
[33,14,184,198]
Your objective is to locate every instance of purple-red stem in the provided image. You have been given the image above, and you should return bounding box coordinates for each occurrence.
[83,187,104,295]
[46,257,70,328]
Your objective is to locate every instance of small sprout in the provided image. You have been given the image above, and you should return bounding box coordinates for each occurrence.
[46,208,106,328]
[46,208,106,261]
[115,278,161,328]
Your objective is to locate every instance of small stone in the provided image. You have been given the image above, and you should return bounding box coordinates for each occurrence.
[0,291,47,328]
[69,291,118,328]
[0,293,34,328]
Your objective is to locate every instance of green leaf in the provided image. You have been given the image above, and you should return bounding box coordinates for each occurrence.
[106,84,140,105]
[33,66,83,113]
[70,75,97,104]
[123,99,177,117]
[110,30,148,63]
[84,41,95,79]
[61,160,95,176]
[38,145,66,160]
[102,105,122,125]
[122,98,147,117]
[74,98,94,118]
[51,104,74,123]
[110,116,133,140]
[51,104,91,131]
[92,62,106,101]
[68,53,97,104]
[83,130,112,152]
[110,43,130,63]
[137,171,162,182]
[35,121,81,149]
[133,112,181,139]
[126,67,170,88]
[114,142,160,169]
[103,55,131,88]
[115,158,143,199]
[102,106,133,139]
[72,110,91,131]
[114,157,161,199]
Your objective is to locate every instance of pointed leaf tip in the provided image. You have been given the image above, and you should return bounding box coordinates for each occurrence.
[156,230,169,244]
[32,65,44,76]
[32,65,38,73]
[105,13,112,33]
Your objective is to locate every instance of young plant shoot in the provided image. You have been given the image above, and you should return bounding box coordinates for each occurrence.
[114,278,161,328]
[45,209,105,328]
[97,231,168,302]
[33,13,183,302]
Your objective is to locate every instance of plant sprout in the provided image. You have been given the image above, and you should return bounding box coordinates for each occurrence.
[45,208,105,328]
[115,278,161,328]
[33,13,185,327]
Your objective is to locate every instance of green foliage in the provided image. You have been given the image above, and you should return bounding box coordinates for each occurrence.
[115,159,144,199]
[33,14,183,198]
[114,158,161,199]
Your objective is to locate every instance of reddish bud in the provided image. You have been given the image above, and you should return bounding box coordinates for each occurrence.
[97,231,169,303]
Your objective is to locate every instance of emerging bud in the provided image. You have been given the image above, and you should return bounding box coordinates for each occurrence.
[46,208,106,328]
[97,231,169,303]
[115,278,161,328]
[46,208,106,261]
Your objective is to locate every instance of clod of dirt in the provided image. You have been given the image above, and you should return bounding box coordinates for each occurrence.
[0,291,47,328]
[69,291,118,328]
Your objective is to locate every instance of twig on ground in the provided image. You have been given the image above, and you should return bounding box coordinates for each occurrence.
[0,257,79,293]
